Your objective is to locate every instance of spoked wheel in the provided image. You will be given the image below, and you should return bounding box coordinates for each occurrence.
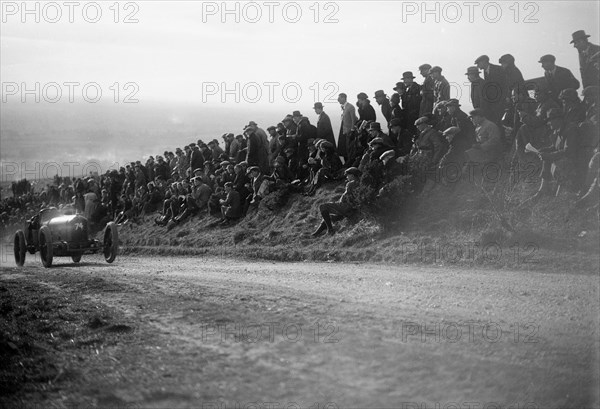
[14,230,26,266]
[71,253,82,263]
[39,226,53,268]
[103,222,119,263]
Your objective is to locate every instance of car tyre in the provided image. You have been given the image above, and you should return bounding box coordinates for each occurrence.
[103,222,118,263]
[14,230,26,266]
[71,254,82,263]
[39,226,53,268]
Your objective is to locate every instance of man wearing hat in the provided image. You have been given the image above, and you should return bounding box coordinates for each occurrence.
[539,54,580,102]
[571,30,600,89]
[219,181,242,225]
[464,108,504,167]
[499,54,525,100]
[389,117,413,157]
[374,90,392,126]
[419,63,435,116]
[559,88,586,125]
[429,66,450,105]
[356,92,377,122]
[474,55,508,127]
[244,125,270,175]
[292,110,317,164]
[311,167,362,237]
[530,108,585,200]
[189,143,204,175]
[338,93,358,162]
[313,102,336,149]
[465,66,491,118]
[439,99,477,179]
[400,71,422,133]
[246,121,270,166]
[368,122,394,148]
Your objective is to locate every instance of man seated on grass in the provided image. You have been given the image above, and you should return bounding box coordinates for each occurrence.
[311,167,362,237]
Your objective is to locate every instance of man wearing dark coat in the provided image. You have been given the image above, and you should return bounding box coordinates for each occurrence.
[571,30,600,89]
[244,127,269,174]
[373,90,392,126]
[313,102,336,148]
[429,66,450,105]
[539,54,580,102]
[356,92,377,123]
[475,55,508,127]
[189,144,204,173]
[418,64,435,116]
[466,66,493,120]
[499,54,525,100]
[400,71,422,132]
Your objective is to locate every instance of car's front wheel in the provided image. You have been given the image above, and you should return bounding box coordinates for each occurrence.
[39,226,53,268]
[14,230,26,266]
[103,222,118,263]
[71,253,82,263]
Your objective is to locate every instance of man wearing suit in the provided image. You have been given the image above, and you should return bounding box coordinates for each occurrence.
[571,30,600,89]
[429,66,450,105]
[338,93,357,162]
[475,55,507,127]
[539,54,580,102]
[419,64,435,116]
[313,102,336,149]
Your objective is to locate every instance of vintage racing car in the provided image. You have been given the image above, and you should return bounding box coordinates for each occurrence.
[13,207,118,268]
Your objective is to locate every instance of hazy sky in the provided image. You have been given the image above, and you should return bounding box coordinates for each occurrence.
[1,1,600,176]
[2,1,599,107]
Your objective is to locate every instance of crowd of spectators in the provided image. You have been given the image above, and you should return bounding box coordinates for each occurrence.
[2,30,599,235]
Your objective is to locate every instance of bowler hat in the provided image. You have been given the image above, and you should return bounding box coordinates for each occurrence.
[474,55,489,64]
[313,102,323,109]
[402,71,416,80]
[357,92,368,100]
[373,90,386,99]
[368,122,382,131]
[344,167,362,177]
[465,66,480,75]
[393,82,405,91]
[538,54,556,63]
[571,30,591,44]
[292,110,302,117]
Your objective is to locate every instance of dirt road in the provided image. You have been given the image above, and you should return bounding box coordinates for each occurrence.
[1,254,598,408]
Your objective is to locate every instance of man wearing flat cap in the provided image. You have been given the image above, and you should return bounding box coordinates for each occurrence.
[313,102,337,149]
[311,167,361,237]
[419,64,435,116]
[464,108,504,167]
[571,30,600,89]
[465,66,491,117]
[429,66,450,105]
[539,54,580,102]
[499,54,525,100]
[338,93,358,162]
[439,99,477,181]
[529,108,585,200]
[475,54,508,128]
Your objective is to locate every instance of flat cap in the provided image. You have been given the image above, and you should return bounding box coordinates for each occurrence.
[465,66,480,75]
[538,54,556,63]
[414,117,430,126]
[429,66,442,73]
[474,55,489,64]
[380,150,396,161]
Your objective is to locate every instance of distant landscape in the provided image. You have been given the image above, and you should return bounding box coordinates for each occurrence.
[0,99,323,182]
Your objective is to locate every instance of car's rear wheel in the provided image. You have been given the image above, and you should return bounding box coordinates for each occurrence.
[71,253,82,263]
[39,226,53,268]
[14,230,26,266]
[103,222,118,263]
